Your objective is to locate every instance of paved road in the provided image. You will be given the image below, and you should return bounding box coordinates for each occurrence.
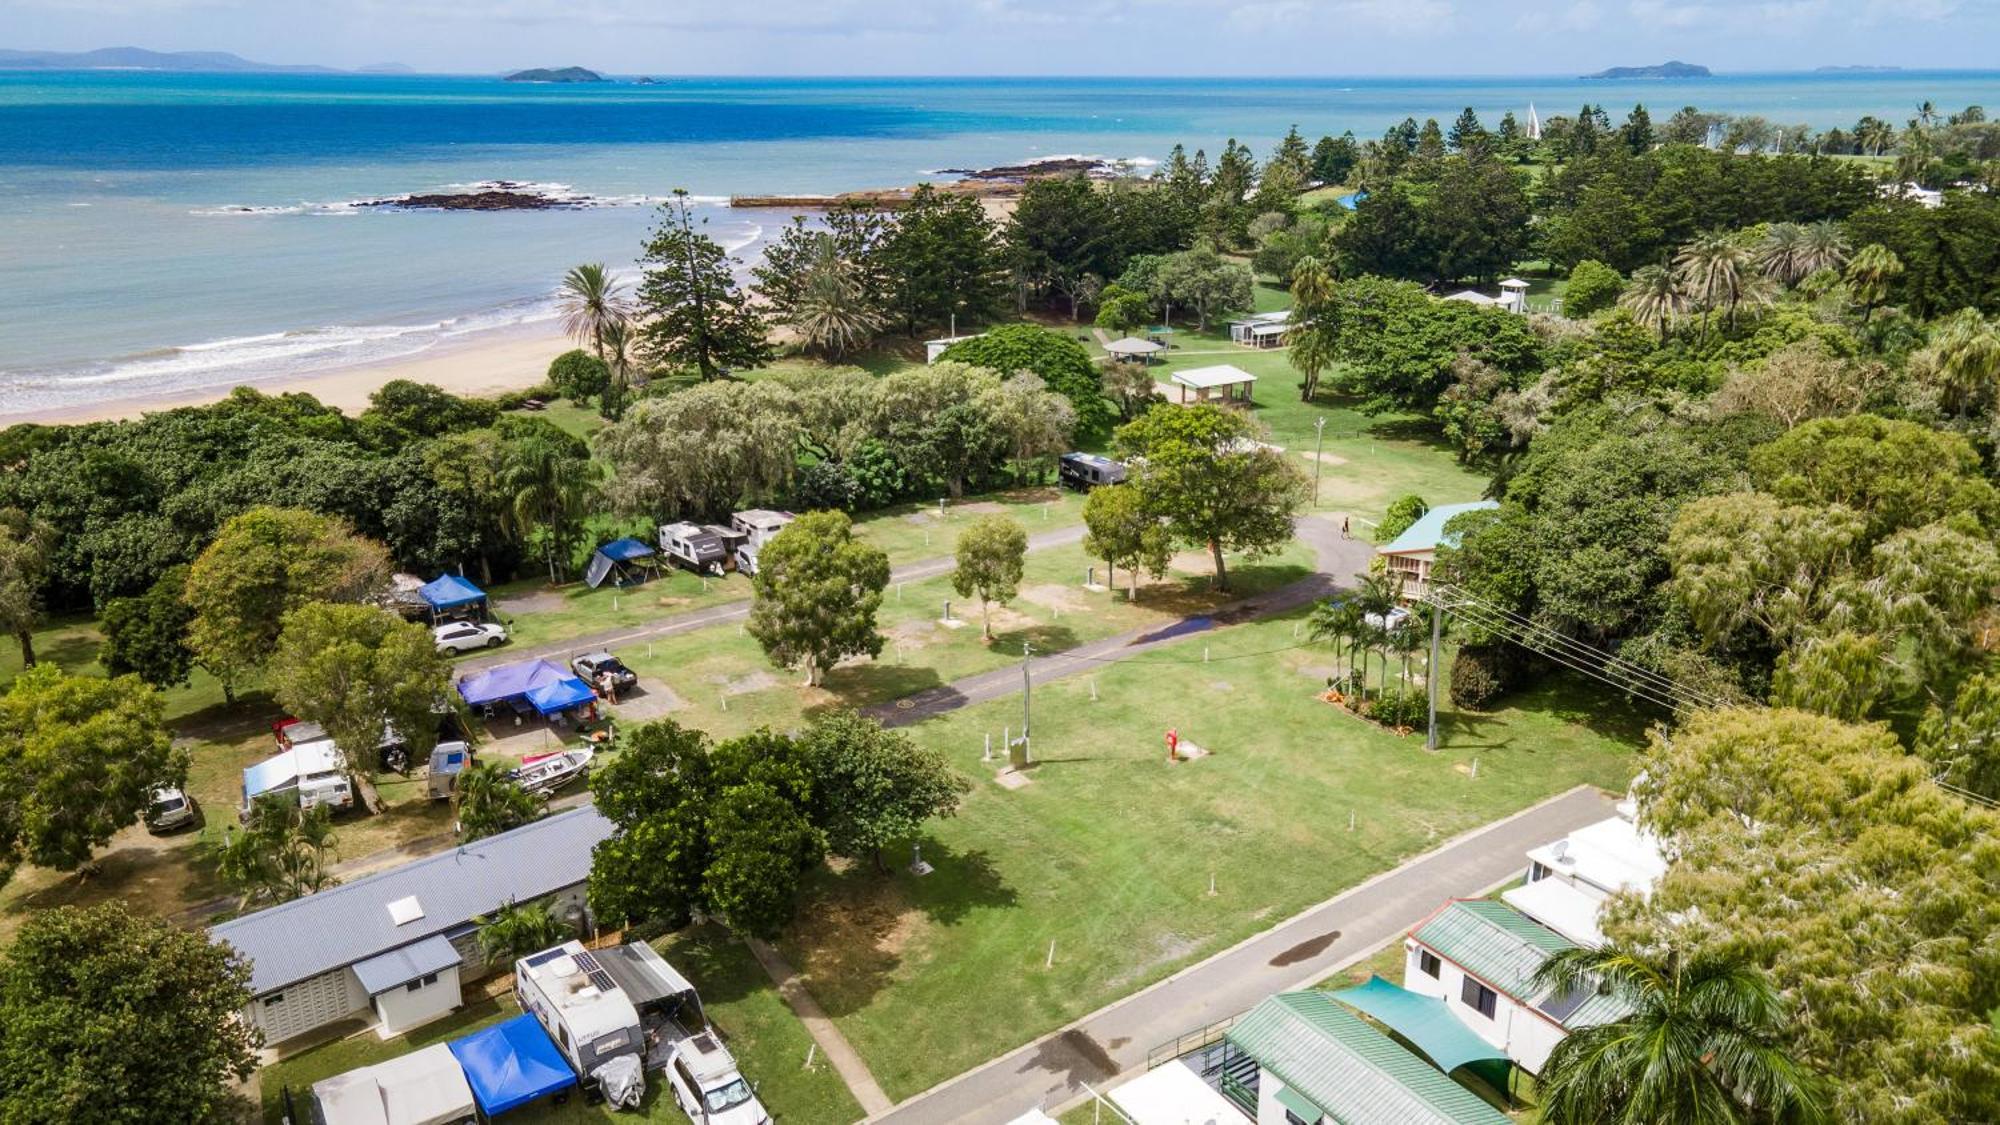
[869,518,1369,728]
[456,526,1091,675]
[868,786,1618,1125]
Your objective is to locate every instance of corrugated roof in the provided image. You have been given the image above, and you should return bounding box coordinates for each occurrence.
[351,933,462,995]
[212,806,612,995]
[1172,364,1258,389]
[1378,501,1499,556]
[1410,900,1628,1028]
[1225,992,1510,1125]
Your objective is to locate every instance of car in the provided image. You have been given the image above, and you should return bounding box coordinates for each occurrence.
[146,787,198,833]
[664,1030,772,1125]
[434,620,507,654]
[572,650,638,691]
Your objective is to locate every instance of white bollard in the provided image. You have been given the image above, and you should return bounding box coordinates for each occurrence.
[1203,646,1210,663]
[721,694,729,712]
[1470,758,1480,779]
[1045,940,1056,969]
[984,733,993,762]
[804,1043,817,1070]
[1090,678,1098,701]
[613,596,619,611]
[1349,810,1356,831]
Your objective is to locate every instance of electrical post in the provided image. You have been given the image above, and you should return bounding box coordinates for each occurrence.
[1312,416,1326,506]
[1426,594,1444,751]
[1020,641,1033,763]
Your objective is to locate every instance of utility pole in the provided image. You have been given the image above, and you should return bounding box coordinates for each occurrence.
[1020,641,1033,763]
[1312,416,1327,506]
[1426,594,1444,751]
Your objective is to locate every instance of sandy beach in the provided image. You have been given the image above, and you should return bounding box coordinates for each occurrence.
[1,323,573,427]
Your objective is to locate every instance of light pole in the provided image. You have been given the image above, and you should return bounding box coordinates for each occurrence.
[1426,595,1444,751]
[1312,416,1327,506]
[1020,641,1033,763]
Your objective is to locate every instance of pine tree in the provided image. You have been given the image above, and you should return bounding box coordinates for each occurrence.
[636,191,773,380]
[1621,103,1656,153]
[1448,107,1488,156]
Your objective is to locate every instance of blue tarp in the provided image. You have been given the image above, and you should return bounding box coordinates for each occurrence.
[458,659,568,707]
[448,1013,576,1116]
[418,573,487,610]
[527,675,597,716]
[597,537,655,562]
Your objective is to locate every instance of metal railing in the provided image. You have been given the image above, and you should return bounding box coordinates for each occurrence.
[1144,1014,1238,1070]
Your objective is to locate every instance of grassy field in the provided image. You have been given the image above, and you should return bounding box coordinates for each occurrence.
[257,926,859,1125]
[772,610,1645,1101]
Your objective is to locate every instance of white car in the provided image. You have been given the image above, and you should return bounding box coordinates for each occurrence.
[665,1030,771,1125]
[433,620,508,654]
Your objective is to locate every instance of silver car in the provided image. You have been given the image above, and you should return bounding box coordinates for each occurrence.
[146,787,197,833]
[433,620,508,654]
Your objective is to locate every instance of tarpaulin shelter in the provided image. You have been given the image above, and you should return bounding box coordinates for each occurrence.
[457,659,596,716]
[584,537,659,589]
[310,1041,476,1125]
[1329,975,1513,1092]
[417,574,487,614]
[447,1014,576,1116]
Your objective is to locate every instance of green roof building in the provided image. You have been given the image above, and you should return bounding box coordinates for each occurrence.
[1222,991,1510,1125]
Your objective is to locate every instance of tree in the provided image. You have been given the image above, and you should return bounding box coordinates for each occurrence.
[269,603,449,776]
[952,514,1027,640]
[746,511,890,686]
[548,348,611,406]
[594,379,800,521]
[1709,341,1875,429]
[475,899,568,966]
[1094,285,1152,336]
[587,719,717,930]
[981,372,1076,484]
[0,511,54,669]
[1082,482,1171,599]
[1843,242,1903,323]
[878,184,1008,336]
[1008,175,1116,318]
[1,903,258,1124]
[1311,132,1360,184]
[454,761,543,842]
[636,191,773,380]
[1133,246,1254,331]
[1563,260,1624,317]
[184,507,391,693]
[1531,944,1825,1125]
[213,797,338,908]
[702,781,822,938]
[1115,405,1308,591]
[783,234,888,359]
[940,324,1111,441]
[1618,265,1689,342]
[557,262,630,362]
[1376,495,1430,543]
[1285,255,1338,402]
[804,710,967,871]
[497,418,600,583]
[99,565,196,690]
[1319,276,1543,416]
[1674,232,1773,337]
[1916,671,2000,800]
[1748,414,1998,543]
[0,665,181,883]
[1912,307,2000,417]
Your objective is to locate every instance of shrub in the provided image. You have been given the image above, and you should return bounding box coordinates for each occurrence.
[1563,260,1624,318]
[848,439,912,510]
[793,460,860,512]
[1377,495,1429,543]
[1366,686,1427,728]
[548,349,610,404]
[1449,643,1518,709]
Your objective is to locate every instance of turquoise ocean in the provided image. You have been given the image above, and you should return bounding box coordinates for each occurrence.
[1,69,1996,414]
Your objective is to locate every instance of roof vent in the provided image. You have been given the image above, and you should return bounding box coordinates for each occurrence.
[387,896,425,926]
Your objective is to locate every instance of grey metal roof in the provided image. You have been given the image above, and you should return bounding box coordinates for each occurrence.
[212,806,613,995]
[352,933,462,995]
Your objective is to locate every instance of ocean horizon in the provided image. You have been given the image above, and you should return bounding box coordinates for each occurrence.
[3,68,1996,415]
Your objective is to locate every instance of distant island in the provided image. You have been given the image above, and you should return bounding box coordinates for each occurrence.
[0,46,333,73]
[503,67,605,83]
[1582,61,1712,80]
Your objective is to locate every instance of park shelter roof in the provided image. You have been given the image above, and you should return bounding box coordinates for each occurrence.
[352,933,462,995]
[1105,336,1167,355]
[1225,992,1509,1125]
[312,1041,476,1125]
[1377,501,1499,556]
[211,806,611,994]
[449,1014,577,1116]
[1329,976,1512,1087]
[418,573,487,610]
[458,659,569,707]
[1444,290,1500,307]
[1172,364,1257,390]
[1502,878,1607,948]
[596,537,655,562]
[1409,900,1629,1028]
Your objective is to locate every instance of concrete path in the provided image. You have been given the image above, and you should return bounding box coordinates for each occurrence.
[456,526,1090,675]
[746,938,897,1116]
[868,785,1617,1125]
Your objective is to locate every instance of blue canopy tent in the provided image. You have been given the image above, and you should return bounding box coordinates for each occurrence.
[1329,975,1513,1093]
[526,675,597,716]
[418,574,487,618]
[584,537,659,590]
[458,659,598,719]
[447,1014,576,1116]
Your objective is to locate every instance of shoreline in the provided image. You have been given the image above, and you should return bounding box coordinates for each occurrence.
[1,321,571,426]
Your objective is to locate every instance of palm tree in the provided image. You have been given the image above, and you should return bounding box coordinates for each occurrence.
[1844,243,1904,324]
[499,435,601,584]
[1288,255,1339,402]
[596,318,639,419]
[1795,221,1850,280]
[1532,945,1826,1125]
[558,263,630,361]
[1753,222,1805,286]
[1674,233,1773,338]
[1307,597,1364,698]
[789,235,885,359]
[1922,309,2000,417]
[454,761,544,841]
[1618,266,1689,343]
[477,899,569,966]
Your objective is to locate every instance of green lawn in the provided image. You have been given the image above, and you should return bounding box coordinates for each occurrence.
[258,927,859,1125]
[773,613,1644,1101]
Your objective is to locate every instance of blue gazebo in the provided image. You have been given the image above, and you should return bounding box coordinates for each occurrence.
[448,1014,576,1116]
[417,573,487,620]
[584,537,660,589]
[457,659,598,719]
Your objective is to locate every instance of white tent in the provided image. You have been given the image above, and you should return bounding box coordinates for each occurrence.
[312,1042,477,1125]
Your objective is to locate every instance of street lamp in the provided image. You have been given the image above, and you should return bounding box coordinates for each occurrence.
[1312,416,1327,505]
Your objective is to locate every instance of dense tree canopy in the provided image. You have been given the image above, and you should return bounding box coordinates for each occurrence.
[746,511,890,687]
[1114,405,1308,591]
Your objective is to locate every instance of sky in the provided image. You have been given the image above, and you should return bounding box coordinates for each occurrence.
[4,0,1997,77]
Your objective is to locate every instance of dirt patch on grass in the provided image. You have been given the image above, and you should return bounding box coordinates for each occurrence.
[614,678,685,720]
[982,604,1037,635]
[493,589,566,615]
[786,876,934,1014]
[1019,584,1086,613]
[1168,549,1216,578]
[955,500,1006,516]
[711,670,781,696]
[1108,932,1200,989]
[1299,450,1349,466]
[887,620,939,649]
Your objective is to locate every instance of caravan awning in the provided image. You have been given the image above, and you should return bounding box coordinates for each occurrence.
[597,537,655,562]
[1329,976,1512,1085]
[458,659,568,707]
[449,1014,576,1116]
[418,574,487,610]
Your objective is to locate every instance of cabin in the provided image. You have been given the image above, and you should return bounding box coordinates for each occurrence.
[1375,501,1498,601]
[209,806,612,1046]
[1226,310,1291,346]
[1171,364,1258,406]
[1503,813,1668,948]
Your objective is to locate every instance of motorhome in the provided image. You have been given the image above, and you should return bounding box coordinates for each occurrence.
[659,522,728,575]
[513,940,716,1093]
[728,510,795,576]
[1058,452,1127,491]
[239,740,353,821]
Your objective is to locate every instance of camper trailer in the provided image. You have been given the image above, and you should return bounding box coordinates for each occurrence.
[1058,452,1127,491]
[728,510,795,576]
[659,522,728,575]
[239,740,353,822]
[513,941,722,1093]
[424,740,474,801]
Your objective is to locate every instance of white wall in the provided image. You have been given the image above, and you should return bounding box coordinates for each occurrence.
[372,965,464,1037]
[246,966,370,1044]
[1253,1071,1301,1125]
[1402,943,1562,1074]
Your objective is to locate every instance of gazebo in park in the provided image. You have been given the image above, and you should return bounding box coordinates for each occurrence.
[1170,363,1258,406]
[417,573,488,622]
[1104,336,1167,364]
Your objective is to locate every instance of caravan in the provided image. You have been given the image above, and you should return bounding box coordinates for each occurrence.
[239,739,353,822]
[728,510,795,576]
[659,522,728,575]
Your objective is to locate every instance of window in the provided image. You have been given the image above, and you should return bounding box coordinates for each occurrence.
[1285,1113,1313,1125]
[405,972,440,993]
[1418,950,1441,979]
[1528,861,1550,882]
[262,993,285,1007]
[1460,977,1498,1019]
